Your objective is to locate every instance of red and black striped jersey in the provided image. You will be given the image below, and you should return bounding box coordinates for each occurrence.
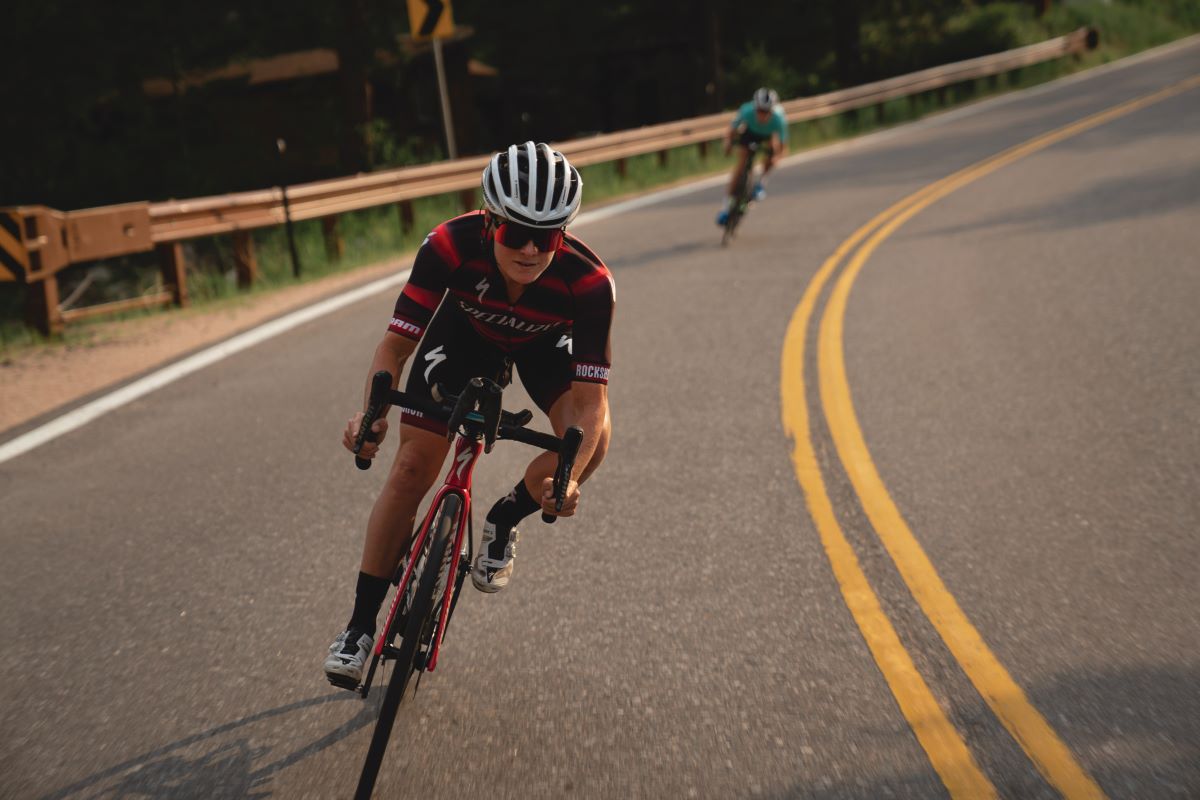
[389,212,615,384]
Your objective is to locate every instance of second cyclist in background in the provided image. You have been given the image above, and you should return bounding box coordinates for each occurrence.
[716,87,789,226]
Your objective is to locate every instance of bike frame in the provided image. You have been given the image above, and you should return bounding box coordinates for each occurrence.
[721,135,767,246]
[371,431,483,681]
[735,141,764,207]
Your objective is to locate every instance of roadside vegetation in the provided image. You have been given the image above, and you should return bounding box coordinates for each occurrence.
[2,0,1197,353]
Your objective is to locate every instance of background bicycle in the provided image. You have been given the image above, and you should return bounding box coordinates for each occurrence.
[721,139,763,245]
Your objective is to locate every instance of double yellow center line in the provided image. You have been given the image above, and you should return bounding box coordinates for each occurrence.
[781,75,1200,798]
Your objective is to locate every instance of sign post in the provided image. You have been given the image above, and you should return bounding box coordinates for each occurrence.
[407,0,458,159]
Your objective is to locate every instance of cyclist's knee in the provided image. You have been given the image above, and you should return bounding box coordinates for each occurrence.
[386,433,447,495]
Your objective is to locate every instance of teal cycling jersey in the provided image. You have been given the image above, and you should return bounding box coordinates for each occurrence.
[731,102,788,143]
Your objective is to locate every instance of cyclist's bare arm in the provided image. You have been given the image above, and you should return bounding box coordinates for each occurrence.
[342,332,418,459]
[363,333,416,405]
[722,124,736,155]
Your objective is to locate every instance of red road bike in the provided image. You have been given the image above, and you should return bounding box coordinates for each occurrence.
[343,371,582,799]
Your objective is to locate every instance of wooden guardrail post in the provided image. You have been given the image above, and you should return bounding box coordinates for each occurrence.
[698,141,709,159]
[397,201,415,234]
[232,231,258,288]
[156,242,189,307]
[4,206,68,336]
[615,158,628,179]
[458,189,476,213]
[26,276,63,336]
[657,150,669,168]
[321,215,344,262]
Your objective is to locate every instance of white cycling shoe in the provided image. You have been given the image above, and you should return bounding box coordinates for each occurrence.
[324,627,373,687]
[471,522,519,593]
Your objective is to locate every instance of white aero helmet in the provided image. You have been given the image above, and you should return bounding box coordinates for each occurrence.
[481,141,583,228]
[753,87,780,111]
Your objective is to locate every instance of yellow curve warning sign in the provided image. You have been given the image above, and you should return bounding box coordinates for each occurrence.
[0,211,28,282]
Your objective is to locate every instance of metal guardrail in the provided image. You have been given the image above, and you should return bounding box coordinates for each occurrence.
[2,28,1095,334]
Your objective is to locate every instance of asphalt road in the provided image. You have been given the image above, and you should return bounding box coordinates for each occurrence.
[2,39,1198,800]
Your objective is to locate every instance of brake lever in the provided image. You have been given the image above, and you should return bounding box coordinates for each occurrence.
[542,426,584,524]
[354,370,393,470]
[481,380,503,453]
[446,378,484,442]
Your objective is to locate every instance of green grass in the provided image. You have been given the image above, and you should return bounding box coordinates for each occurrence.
[182,189,474,303]
[4,0,1196,352]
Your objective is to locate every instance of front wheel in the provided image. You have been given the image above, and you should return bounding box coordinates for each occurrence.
[355,492,461,800]
[722,159,753,245]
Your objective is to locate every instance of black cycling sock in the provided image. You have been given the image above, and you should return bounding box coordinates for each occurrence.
[348,571,390,636]
[484,480,540,559]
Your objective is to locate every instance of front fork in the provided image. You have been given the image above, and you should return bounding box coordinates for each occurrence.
[359,488,474,697]
[425,501,472,673]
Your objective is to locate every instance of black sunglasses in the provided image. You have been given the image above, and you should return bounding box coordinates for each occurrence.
[492,217,564,251]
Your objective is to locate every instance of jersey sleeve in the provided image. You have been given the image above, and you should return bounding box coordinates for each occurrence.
[570,269,616,384]
[773,108,789,143]
[733,103,752,130]
[388,224,458,340]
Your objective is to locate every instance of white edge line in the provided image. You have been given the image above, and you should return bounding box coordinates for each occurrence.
[3,34,1195,466]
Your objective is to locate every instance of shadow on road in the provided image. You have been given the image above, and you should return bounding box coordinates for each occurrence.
[40,691,372,800]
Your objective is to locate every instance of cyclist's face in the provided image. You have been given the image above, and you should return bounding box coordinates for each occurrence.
[755,107,771,122]
[492,229,556,286]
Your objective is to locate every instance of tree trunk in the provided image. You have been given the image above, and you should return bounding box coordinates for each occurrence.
[337,0,373,173]
[832,0,863,88]
[704,0,725,111]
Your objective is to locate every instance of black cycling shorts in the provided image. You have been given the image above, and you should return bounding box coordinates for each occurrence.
[399,304,575,435]
[737,128,773,151]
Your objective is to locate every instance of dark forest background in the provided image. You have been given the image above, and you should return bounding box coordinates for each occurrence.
[2,0,1196,210]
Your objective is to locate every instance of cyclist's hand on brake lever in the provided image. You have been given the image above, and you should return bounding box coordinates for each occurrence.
[343,412,388,459]
[541,476,580,518]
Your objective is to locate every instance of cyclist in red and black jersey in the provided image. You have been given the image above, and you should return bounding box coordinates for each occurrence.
[325,142,615,685]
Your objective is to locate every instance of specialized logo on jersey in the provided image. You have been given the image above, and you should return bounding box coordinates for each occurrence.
[475,277,490,302]
[556,334,573,355]
[456,300,557,334]
[424,345,448,382]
